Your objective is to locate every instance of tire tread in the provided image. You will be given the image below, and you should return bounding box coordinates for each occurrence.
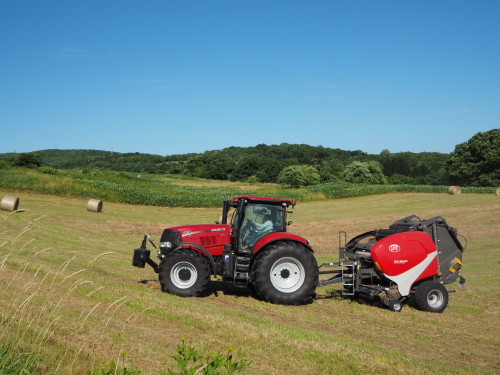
[251,241,318,305]
[414,280,448,313]
[159,249,210,297]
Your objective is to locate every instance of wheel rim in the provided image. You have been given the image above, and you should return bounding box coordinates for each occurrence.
[270,257,305,293]
[427,289,444,308]
[171,261,197,289]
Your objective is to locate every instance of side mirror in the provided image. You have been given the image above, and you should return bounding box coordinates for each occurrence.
[287,221,293,226]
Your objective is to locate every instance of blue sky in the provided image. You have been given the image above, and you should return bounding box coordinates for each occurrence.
[1,1,498,156]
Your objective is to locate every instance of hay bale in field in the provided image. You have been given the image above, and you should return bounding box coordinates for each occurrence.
[448,186,462,195]
[1,195,20,212]
[496,188,500,196]
[87,198,103,212]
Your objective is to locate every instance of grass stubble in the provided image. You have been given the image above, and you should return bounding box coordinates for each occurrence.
[0,190,498,374]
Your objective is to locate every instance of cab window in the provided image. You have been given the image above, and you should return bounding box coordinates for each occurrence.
[239,203,285,250]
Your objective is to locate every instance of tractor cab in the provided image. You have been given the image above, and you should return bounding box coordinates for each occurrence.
[229,197,292,253]
[133,195,318,305]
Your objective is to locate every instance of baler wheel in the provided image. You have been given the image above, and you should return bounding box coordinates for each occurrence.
[159,249,210,297]
[251,241,318,305]
[389,299,403,312]
[414,281,449,313]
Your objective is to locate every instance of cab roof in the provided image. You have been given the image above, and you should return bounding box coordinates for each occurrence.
[232,196,295,206]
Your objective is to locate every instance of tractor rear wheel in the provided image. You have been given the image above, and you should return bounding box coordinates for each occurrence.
[159,249,210,297]
[251,241,318,305]
[414,280,448,313]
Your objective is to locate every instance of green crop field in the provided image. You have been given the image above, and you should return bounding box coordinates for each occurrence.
[0,167,494,209]
[0,189,499,374]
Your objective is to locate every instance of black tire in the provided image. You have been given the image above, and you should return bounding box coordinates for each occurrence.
[247,282,261,298]
[413,281,449,313]
[159,249,210,297]
[251,241,318,305]
[388,299,403,312]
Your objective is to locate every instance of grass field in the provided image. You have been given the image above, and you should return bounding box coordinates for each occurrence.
[0,190,499,374]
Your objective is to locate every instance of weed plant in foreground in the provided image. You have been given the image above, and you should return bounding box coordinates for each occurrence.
[91,341,250,375]
[0,344,39,374]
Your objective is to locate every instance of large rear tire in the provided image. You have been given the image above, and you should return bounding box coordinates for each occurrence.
[251,241,318,305]
[413,280,448,313]
[159,249,210,297]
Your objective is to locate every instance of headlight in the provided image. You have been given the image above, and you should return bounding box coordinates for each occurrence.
[160,241,172,249]
[159,229,181,254]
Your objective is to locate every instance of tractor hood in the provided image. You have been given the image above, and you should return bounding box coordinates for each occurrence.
[169,224,231,240]
[160,224,231,256]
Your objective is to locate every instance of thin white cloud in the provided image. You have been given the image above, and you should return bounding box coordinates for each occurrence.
[306,83,336,89]
[129,79,166,85]
[55,47,86,58]
[154,83,209,90]
[130,79,209,90]
[457,107,479,114]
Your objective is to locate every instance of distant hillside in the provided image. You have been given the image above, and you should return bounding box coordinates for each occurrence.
[0,144,451,185]
[0,149,191,174]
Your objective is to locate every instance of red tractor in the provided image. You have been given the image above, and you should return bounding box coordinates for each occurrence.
[133,196,465,311]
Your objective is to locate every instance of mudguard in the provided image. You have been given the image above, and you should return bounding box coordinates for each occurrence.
[253,232,312,254]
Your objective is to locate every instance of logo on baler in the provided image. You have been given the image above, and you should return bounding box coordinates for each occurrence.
[394,259,408,264]
[389,244,401,253]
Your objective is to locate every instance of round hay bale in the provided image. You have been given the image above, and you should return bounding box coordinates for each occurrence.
[1,196,20,212]
[448,186,462,195]
[1,196,19,212]
[496,188,500,196]
[87,198,103,212]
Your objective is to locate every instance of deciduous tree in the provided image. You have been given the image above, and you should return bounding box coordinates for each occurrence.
[277,165,320,188]
[447,129,500,186]
[12,152,43,168]
[342,161,388,184]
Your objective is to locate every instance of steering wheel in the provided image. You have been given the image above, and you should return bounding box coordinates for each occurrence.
[241,219,257,239]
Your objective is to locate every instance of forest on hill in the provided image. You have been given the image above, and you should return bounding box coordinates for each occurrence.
[0,129,498,187]
[0,144,448,184]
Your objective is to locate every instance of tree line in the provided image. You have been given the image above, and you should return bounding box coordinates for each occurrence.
[1,129,498,187]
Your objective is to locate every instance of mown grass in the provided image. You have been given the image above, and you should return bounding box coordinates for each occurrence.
[0,190,498,374]
[0,167,495,208]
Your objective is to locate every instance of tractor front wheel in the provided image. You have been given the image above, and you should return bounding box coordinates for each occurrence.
[159,249,210,297]
[251,241,318,305]
[413,280,449,313]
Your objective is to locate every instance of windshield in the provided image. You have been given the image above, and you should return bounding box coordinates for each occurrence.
[238,203,285,251]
